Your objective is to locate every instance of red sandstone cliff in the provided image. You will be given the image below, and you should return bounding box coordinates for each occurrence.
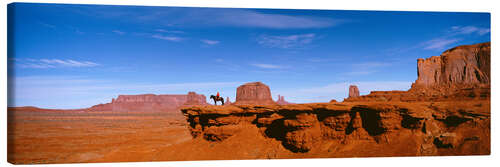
[412,42,490,88]
[181,101,490,155]
[89,92,207,112]
[345,42,490,102]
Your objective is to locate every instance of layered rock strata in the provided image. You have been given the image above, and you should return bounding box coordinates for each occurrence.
[181,101,490,155]
[234,82,276,105]
[345,42,490,102]
[90,92,207,112]
[348,85,360,98]
[413,42,490,88]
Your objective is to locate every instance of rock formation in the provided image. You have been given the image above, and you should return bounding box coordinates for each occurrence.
[276,95,291,105]
[184,92,208,106]
[345,42,490,102]
[412,42,490,88]
[348,85,360,98]
[409,42,490,97]
[181,101,490,155]
[234,82,276,105]
[179,42,490,158]
[89,92,207,112]
[225,97,232,105]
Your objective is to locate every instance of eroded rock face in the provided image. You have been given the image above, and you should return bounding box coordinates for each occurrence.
[283,113,322,152]
[181,101,490,155]
[349,85,360,98]
[234,82,276,105]
[89,92,207,112]
[345,42,491,102]
[178,42,490,157]
[413,42,490,88]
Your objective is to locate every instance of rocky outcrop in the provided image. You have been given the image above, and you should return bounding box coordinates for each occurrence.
[345,42,490,102]
[89,92,207,112]
[412,42,490,88]
[234,82,276,105]
[408,42,490,98]
[348,85,360,98]
[276,95,291,105]
[181,101,490,155]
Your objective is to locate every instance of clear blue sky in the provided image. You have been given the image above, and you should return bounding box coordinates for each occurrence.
[7,3,491,109]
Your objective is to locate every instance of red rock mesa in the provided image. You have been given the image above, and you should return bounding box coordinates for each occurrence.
[413,42,490,88]
[234,82,276,105]
[89,92,206,112]
[345,42,490,102]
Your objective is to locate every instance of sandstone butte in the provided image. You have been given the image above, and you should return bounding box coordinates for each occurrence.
[234,82,277,105]
[348,85,360,98]
[178,42,490,159]
[277,95,292,105]
[88,91,207,112]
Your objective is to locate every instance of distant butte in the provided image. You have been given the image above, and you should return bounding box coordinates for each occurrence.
[234,82,277,105]
[89,92,207,112]
[276,94,292,105]
[348,85,360,98]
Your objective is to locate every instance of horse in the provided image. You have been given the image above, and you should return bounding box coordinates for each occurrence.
[210,95,225,105]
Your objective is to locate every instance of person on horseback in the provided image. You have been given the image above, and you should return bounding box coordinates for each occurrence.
[210,92,225,105]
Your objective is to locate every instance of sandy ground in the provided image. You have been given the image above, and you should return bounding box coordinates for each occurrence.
[7,109,192,164]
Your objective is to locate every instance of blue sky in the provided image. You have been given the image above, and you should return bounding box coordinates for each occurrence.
[7,3,491,109]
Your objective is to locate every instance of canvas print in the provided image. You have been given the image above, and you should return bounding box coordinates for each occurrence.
[7,3,490,164]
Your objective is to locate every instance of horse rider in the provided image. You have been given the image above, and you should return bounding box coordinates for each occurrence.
[216,92,220,98]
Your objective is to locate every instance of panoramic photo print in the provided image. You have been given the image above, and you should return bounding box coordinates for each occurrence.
[7,3,490,164]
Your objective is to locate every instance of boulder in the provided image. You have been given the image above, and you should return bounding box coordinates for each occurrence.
[234,82,276,105]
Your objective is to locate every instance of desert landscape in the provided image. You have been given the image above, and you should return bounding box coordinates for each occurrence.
[7,42,490,164]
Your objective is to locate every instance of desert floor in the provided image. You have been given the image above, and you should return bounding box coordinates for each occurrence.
[7,109,191,164]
